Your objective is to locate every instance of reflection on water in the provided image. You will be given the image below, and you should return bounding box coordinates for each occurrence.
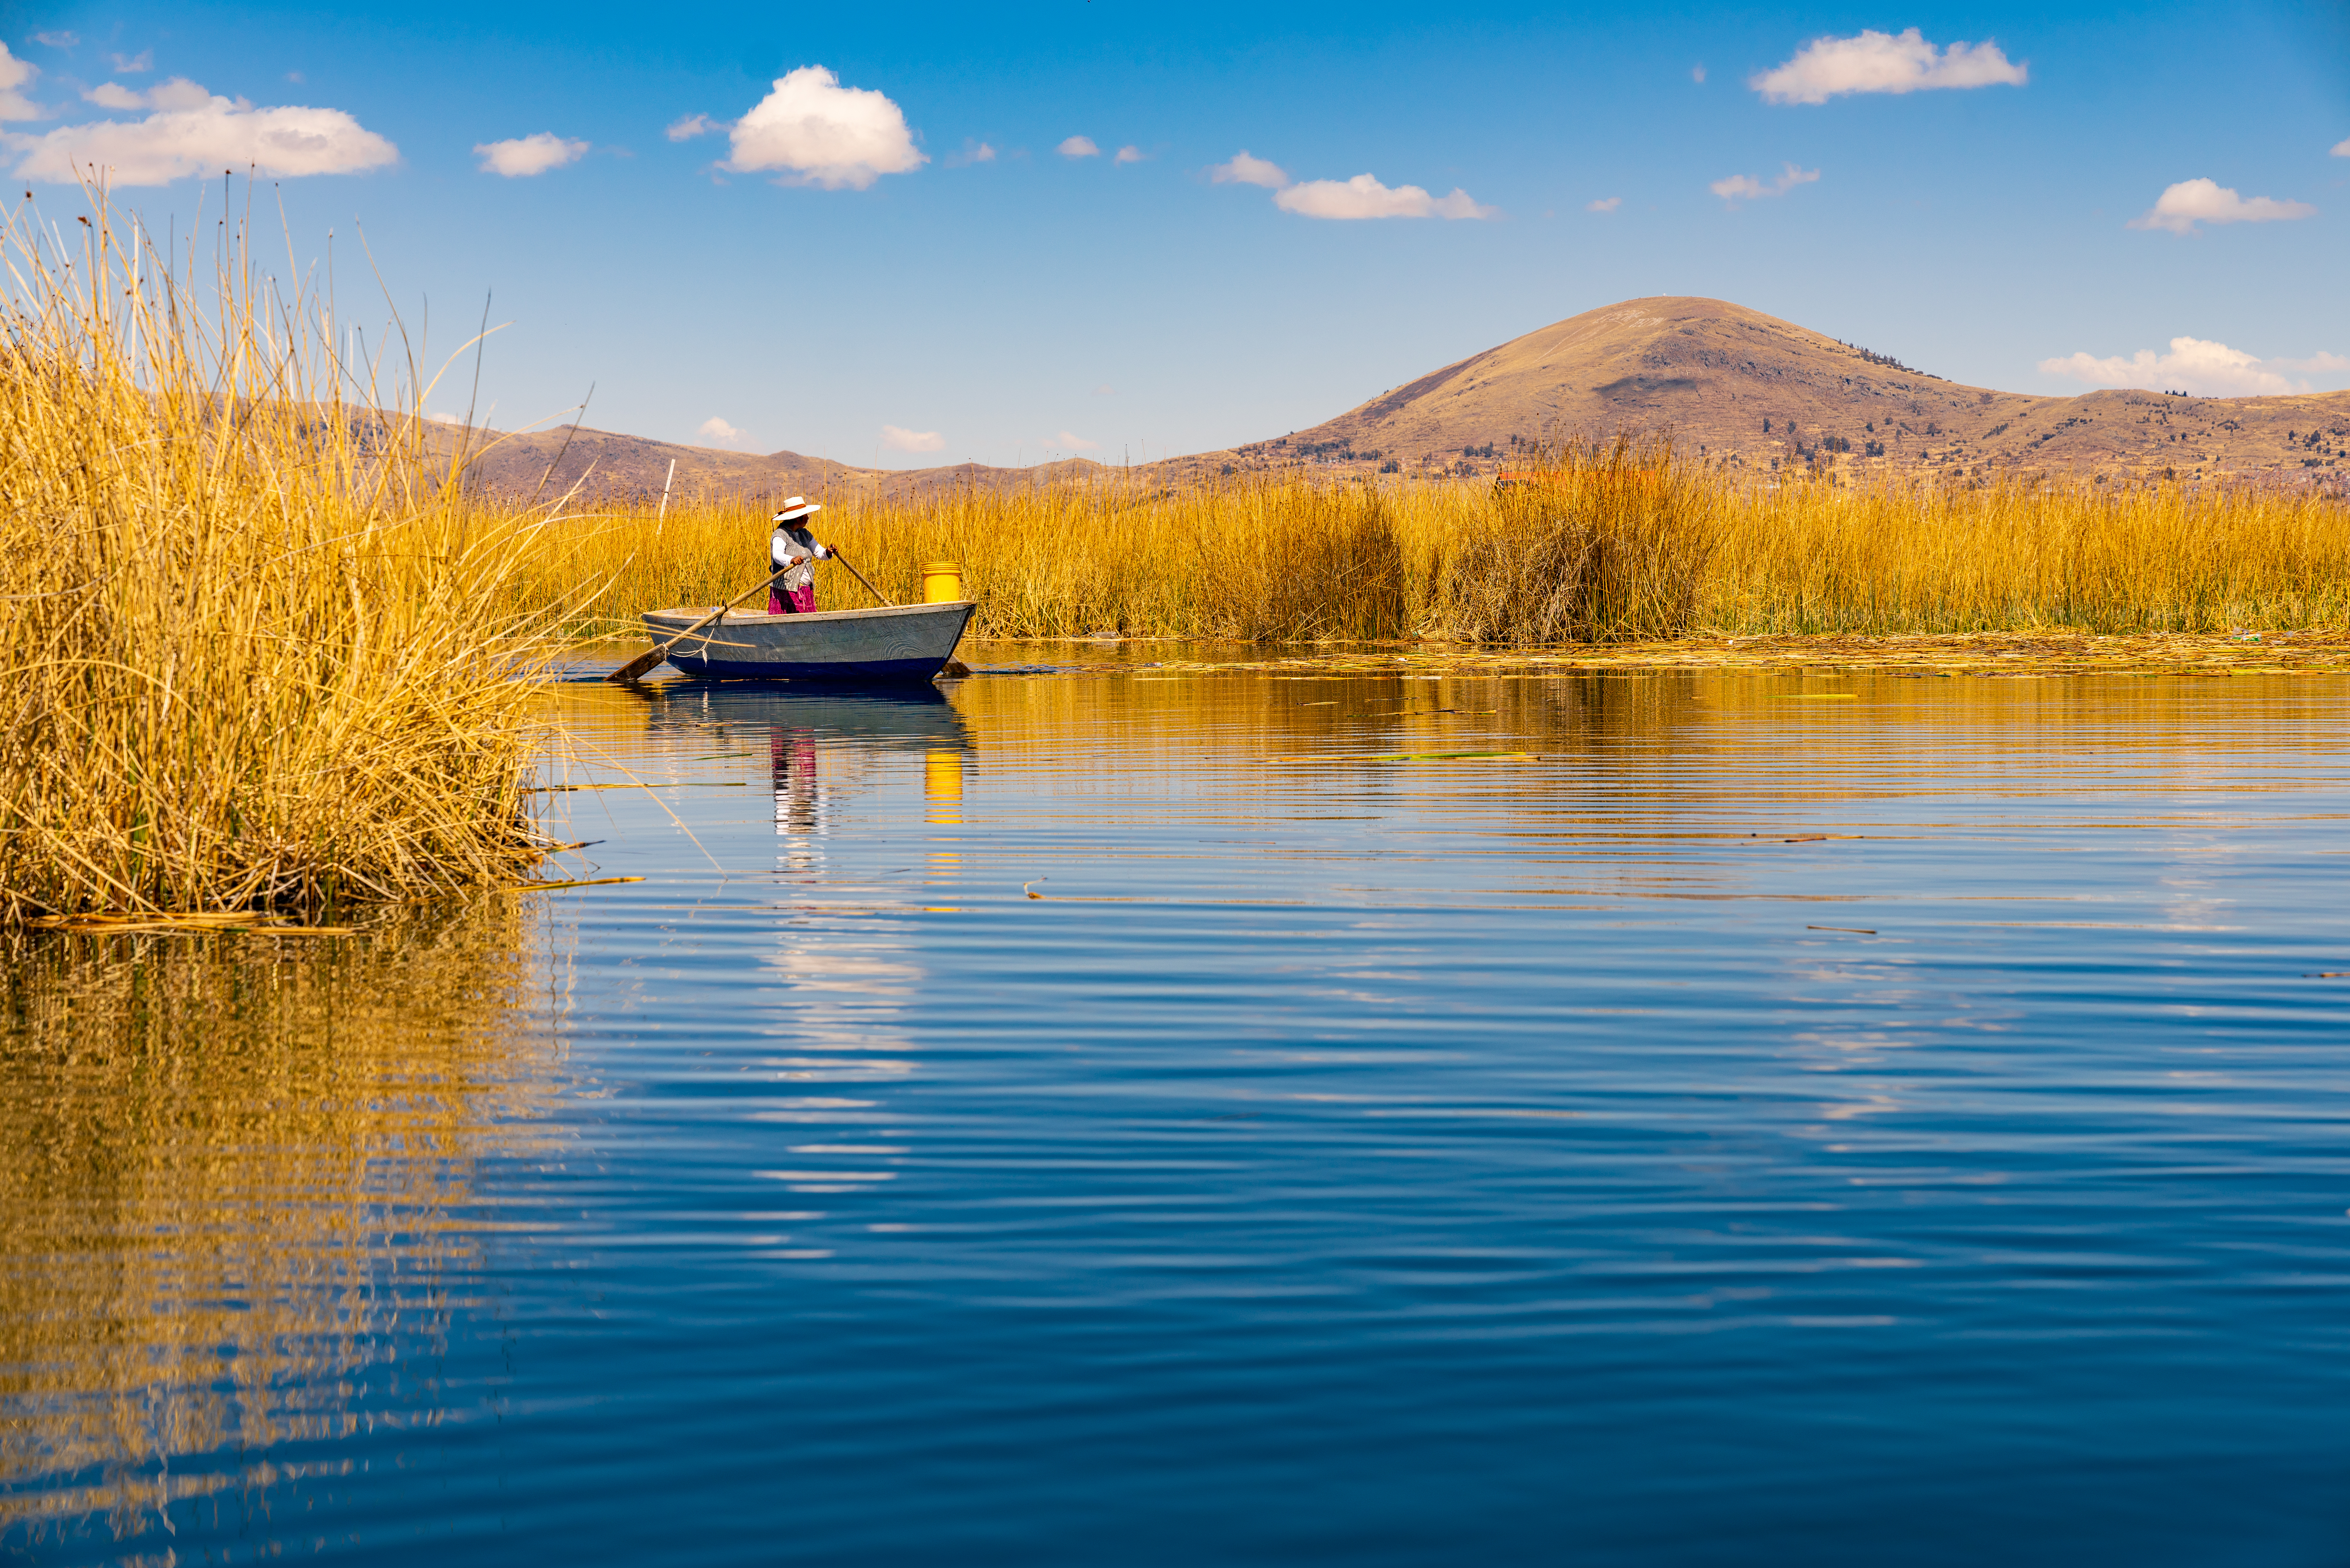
[0,904,551,1548]
[13,662,2350,1565]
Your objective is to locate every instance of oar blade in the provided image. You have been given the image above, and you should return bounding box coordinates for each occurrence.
[605,644,669,684]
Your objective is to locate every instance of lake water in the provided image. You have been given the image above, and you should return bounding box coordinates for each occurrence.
[8,654,2350,1564]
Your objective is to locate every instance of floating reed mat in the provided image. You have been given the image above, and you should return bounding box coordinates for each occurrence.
[0,189,581,928]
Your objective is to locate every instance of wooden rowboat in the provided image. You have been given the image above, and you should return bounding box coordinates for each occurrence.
[638,600,976,683]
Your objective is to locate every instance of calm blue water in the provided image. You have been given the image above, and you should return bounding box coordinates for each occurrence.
[9,661,2350,1564]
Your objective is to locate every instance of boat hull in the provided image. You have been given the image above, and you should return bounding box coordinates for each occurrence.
[640,600,976,683]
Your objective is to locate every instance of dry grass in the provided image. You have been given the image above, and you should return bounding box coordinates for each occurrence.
[0,192,565,924]
[533,439,2350,647]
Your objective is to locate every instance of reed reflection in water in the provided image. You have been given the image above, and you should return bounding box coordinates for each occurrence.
[15,660,2350,1564]
[0,903,554,1549]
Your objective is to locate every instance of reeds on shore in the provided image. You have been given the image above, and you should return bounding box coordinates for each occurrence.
[530,438,2350,645]
[0,193,563,924]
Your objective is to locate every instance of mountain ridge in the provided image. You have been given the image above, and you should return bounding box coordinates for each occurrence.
[460,296,2349,502]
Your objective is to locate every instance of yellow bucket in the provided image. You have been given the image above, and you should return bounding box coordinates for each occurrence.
[922,560,963,604]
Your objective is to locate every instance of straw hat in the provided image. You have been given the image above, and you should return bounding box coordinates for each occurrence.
[772,495,822,523]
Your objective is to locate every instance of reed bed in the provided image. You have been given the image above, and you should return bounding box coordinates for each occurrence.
[534,439,2350,644]
[0,195,564,925]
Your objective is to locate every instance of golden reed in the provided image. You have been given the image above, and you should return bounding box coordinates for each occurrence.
[532,435,2350,643]
[0,193,566,924]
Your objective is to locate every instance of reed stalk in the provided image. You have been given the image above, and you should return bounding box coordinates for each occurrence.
[0,191,564,924]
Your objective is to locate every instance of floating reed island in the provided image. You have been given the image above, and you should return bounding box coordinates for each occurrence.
[537,436,2350,648]
[0,195,569,929]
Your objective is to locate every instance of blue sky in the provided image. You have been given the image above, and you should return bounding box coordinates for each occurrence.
[3,1,2345,466]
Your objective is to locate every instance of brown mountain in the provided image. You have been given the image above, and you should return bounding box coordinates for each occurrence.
[1197,296,2349,486]
[450,295,2348,503]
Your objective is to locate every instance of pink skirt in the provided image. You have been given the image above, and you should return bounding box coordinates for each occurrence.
[768,584,816,614]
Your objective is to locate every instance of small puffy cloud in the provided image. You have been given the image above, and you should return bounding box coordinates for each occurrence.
[881,425,944,453]
[1092,384,1114,396]
[1058,134,1099,158]
[697,416,756,450]
[1210,149,1287,187]
[2129,177,2314,234]
[1711,162,1819,204]
[945,138,995,167]
[1045,430,1100,451]
[724,65,924,190]
[2037,336,2350,397]
[1752,27,2025,105]
[476,132,589,177]
[1691,65,1706,84]
[0,43,41,121]
[1587,195,1621,213]
[2334,137,2350,158]
[666,112,717,142]
[30,31,78,48]
[6,84,398,185]
[85,78,209,111]
[1275,173,1495,220]
[110,50,152,74]
[1114,144,1144,164]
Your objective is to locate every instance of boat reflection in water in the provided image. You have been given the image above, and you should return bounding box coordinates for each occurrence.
[640,680,973,875]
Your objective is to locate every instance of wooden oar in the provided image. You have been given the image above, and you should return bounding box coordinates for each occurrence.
[605,568,790,684]
[824,546,893,607]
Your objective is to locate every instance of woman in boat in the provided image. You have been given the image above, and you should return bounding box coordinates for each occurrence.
[768,496,831,614]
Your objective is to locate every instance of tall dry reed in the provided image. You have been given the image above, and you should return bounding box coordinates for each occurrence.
[539,441,2349,646]
[0,192,563,923]
[525,477,1414,641]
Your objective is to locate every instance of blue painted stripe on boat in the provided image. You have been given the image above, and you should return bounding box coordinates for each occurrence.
[665,654,944,683]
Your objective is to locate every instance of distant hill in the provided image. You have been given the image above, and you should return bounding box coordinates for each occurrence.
[445,422,1107,506]
[1189,297,2350,487]
[449,296,2349,503]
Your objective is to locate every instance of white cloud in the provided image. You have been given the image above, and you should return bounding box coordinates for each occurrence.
[0,43,41,121]
[666,113,717,142]
[1058,134,1099,158]
[5,84,398,185]
[110,50,152,74]
[1114,144,1144,164]
[1752,27,2026,105]
[1210,149,1287,187]
[426,410,461,425]
[476,132,589,177]
[2037,337,2350,397]
[881,425,944,453]
[30,31,78,48]
[1274,173,1495,220]
[1710,162,1819,203]
[1691,65,1706,84]
[2334,137,2350,158]
[723,65,924,190]
[1045,430,1100,451]
[697,416,755,450]
[1587,195,1621,213]
[945,139,995,167]
[82,78,210,113]
[2129,177,2315,234]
